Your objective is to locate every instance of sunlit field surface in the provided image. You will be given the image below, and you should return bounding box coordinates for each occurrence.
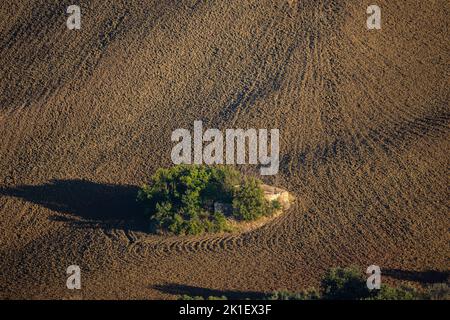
[0,0,448,299]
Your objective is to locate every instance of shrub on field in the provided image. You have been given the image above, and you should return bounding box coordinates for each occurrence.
[421,282,450,300]
[268,288,321,300]
[268,267,448,300]
[369,285,418,300]
[320,266,370,300]
[271,199,282,210]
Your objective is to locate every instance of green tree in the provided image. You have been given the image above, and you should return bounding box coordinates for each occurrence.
[232,177,268,221]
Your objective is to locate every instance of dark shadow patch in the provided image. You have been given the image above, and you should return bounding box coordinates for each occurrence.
[0,179,147,233]
[384,269,449,284]
[151,283,267,300]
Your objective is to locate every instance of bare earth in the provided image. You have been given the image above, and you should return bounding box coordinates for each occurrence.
[0,0,449,299]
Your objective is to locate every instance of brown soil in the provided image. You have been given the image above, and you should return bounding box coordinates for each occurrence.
[0,0,449,299]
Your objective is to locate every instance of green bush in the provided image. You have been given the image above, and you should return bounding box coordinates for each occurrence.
[271,199,282,210]
[369,285,418,300]
[320,266,370,300]
[137,165,277,235]
[232,177,277,221]
[268,288,321,300]
[422,282,450,300]
[269,267,448,300]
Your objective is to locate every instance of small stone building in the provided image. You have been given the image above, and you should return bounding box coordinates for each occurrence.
[260,184,291,208]
[214,184,292,215]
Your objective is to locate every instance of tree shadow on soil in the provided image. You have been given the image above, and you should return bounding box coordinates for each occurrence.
[384,269,449,284]
[151,283,267,300]
[0,179,148,233]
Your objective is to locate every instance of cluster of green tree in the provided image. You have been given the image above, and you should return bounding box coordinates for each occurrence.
[137,165,280,235]
[179,267,449,300]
